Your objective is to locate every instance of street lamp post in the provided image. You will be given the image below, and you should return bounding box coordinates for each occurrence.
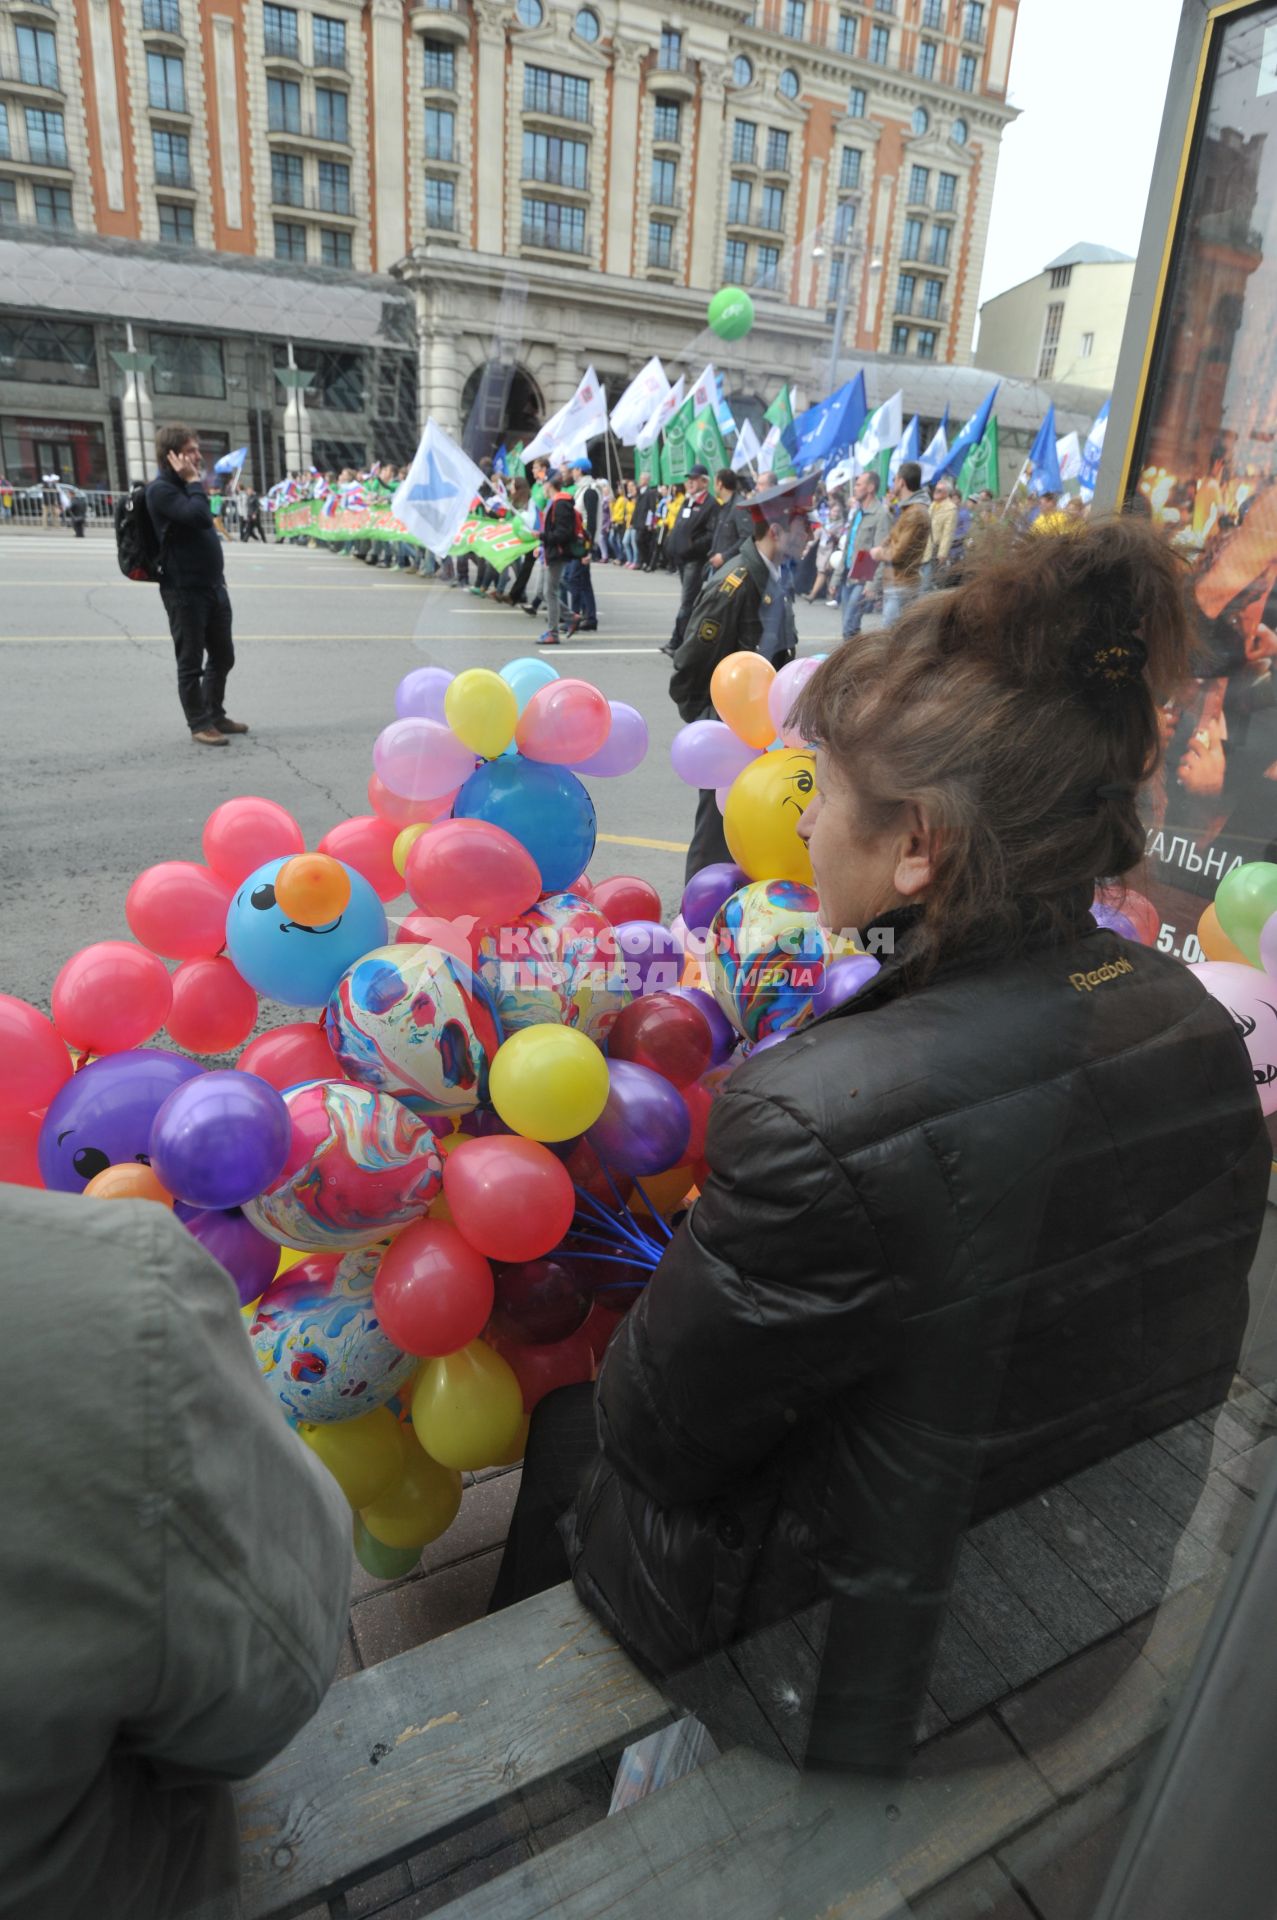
[108,322,156,488]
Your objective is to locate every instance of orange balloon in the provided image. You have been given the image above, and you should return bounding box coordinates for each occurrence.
[274,853,352,928]
[711,652,777,749]
[83,1162,173,1206]
[1198,902,1252,967]
[630,1162,697,1219]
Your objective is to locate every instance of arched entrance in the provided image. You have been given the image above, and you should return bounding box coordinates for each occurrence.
[460,363,543,458]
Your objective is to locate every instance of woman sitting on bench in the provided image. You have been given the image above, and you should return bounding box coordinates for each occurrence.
[491,515,1271,1770]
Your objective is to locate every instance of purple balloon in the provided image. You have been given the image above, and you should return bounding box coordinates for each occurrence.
[38,1048,205,1193]
[573,702,649,778]
[587,1059,691,1176]
[681,862,749,935]
[395,665,454,724]
[670,721,760,790]
[611,919,683,997]
[1091,903,1138,940]
[669,986,737,1066]
[150,1070,292,1211]
[179,1204,280,1307]
[748,1032,790,1056]
[809,954,882,1018]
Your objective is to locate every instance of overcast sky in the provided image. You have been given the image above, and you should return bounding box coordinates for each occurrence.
[977,0,1181,311]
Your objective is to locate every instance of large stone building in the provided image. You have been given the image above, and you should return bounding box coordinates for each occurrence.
[975,242,1136,393]
[0,0,1019,482]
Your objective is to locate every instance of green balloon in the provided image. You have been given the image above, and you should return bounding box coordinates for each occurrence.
[353,1514,423,1582]
[1213,860,1277,964]
[707,286,755,342]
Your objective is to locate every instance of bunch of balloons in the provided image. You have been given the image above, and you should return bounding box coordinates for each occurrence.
[1175,860,1277,1115]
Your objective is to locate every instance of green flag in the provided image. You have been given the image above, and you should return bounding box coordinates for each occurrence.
[872,448,893,494]
[764,385,793,433]
[763,388,795,478]
[689,407,729,474]
[958,416,999,497]
[508,442,527,482]
[662,394,696,485]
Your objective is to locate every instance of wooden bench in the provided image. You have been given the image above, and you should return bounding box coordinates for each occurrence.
[235,1377,1277,1920]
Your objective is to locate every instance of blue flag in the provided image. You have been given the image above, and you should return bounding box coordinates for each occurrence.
[919,406,950,484]
[1078,400,1109,499]
[937,385,999,480]
[786,373,868,472]
[1027,403,1062,496]
[214,445,249,474]
[493,443,509,478]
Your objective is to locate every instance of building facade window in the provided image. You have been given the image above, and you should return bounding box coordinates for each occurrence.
[962,1,985,38]
[523,65,590,120]
[0,178,17,219]
[151,330,224,395]
[32,183,73,229]
[647,218,673,267]
[271,150,303,204]
[653,98,680,141]
[25,108,66,167]
[957,52,977,90]
[522,193,586,251]
[908,164,930,204]
[263,4,299,59]
[896,271,915,313]
[651,155,678,205]
[421,41,455,88]
[522,130,587,186]
[313,15,346,67]
[760,183,785,229]
[755,243,780,286]
[152,126,190,186]
[921,276,944,318]
[929,223,950,264]
[267,76,301,131]
[320,227,352,266]
[574,7,600,40]
[727,176,752,223]
[916,40,936,78]
[902,216,923,258]
[426,175,456,228]
[936,170,957,211]
[869,24,890,63]
[778,67,800,97]
[834,199,855,242]
[847,85,866,116]
[142,0,182,33]
[516,0,542,24]
[921,0,943,23]
[0,315,98,385]
[916,328,937,358]
[827,254,844,298]
[1049,263,1073,289]
[836,13,857,53]
[951,117,968,143]
[147,51,186,111]
[658,28,682,69]
[783,0,806,38]
[1038,299,1064,378]
[733,53,753,86]
[732,119,756,163]
[274,219,307,260]
[839,146,861,189]
[724,237,747,280]
[315,86,348,142]
[891,323,909,354]
[0,103,8,160]
[157,201,195,245]
[765,129,790,170]
[425,106,455,161]
[317,159,349,212]
[1080,330,1094,357]
[15,26,59,90]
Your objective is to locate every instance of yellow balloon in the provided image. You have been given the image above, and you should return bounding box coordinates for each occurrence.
[1198,902,1252,967]
[487,1024,610,1141]
[299,1407,405,1510]
[361,1444,462,1548]
[723,748,816,885]
[411,1340,524,1471]
[486,1413,530,1468]
[393,822,430,876]
[711,652,776,749]
[445,668,518,759]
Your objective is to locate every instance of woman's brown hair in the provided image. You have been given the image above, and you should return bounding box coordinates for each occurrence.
[795,514,1195,977]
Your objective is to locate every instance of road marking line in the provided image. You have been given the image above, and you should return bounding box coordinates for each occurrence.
[597,831,689,853]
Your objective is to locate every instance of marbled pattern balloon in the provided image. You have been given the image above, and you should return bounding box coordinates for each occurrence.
[706,879,828,1044]
[248,1244,416,1423]
[324,942,503,1113]
[244,1078,443,1249]
[477,892,630,1043]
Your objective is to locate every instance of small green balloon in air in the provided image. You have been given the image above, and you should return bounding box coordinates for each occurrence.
[707,286,755,341]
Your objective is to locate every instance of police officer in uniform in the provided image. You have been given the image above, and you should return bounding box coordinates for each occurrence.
[670,474,817,880]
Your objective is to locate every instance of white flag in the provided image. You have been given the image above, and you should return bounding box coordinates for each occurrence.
[757,422,781,469]
[611,357,669,444]
[522,365,608,463]
[636,376,686,451]
[391,418,486,558]
[689,362,718,417]
[919,419,949,485]
[1055,430,1082,484]
[731,419,763,472]
[853,389,904,470]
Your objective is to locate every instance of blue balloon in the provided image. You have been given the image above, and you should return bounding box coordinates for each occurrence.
[453,757,596,894]
[500,656,560,715]
[225,856,388,1008]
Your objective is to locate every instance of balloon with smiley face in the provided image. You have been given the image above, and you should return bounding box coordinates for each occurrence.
[723,749,816,887]
[225,857,388,1008]
[38,1048,205,1193]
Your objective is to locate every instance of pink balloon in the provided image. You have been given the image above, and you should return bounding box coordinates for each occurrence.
[237,1022,345,1091]
[202,797,305,887]
[52,942,173,1056]
[671,720,761,790]
[405,819,541,923]
[394,911,481,967]
[166,957,259,1055]
[767,657,821,748]
[318,816,403,902]
[126,861,233,960]
[367,773,457,828]
[516,680,611,766]
[374,718,477,801]
[572,702,648,777]
[1190,959,1277,1115]
[0,994,72,1119]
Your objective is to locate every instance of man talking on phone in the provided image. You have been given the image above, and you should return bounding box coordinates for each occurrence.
[146,425,247,747]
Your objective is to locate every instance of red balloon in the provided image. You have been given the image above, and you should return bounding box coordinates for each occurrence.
[0,994,72,1119]
[373,1218,494,1357]
[0,1111,43,1187]
[562,1137,632,1208]
[318,816,402,902]
[516,680,611,766]
[607,993,712,1088]
[166,956,259,1055]
[405,819,541,924]
[592,875,663,925]
[52,942,172,1056]
[202,797,305,887]
[485,1320,597,1413]
[683,1081,713,1162]
[443,1135,576,1262]
[582,1299,625,1358]
[367,773,456,829]
[393,911,480,967]
[491,1257,591,1345]
[236,1021,343,1091]
[569,872,594,900]
[126,861,232,961]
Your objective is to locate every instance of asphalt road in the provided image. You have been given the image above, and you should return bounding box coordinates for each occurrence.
[0,528,844,1013]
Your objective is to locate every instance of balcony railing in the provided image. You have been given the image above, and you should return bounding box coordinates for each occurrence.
[650,183,682,209]
[520,217,586,252]
[1,54,62,89]
[731,140,757,165]
[154,161,193,188]
[268,110,350,143]
[271,181,354,215]
[264,27,302,60]
[918,300,948,322]
[312,40,348,69]
[142,0,182,31]
[426,204,457,230]
[764,144,790,170]
[960,13,986,43]
[425,139,457,163]
[522,79,591,121]
[0,129,69,168]
[524,164,588,190]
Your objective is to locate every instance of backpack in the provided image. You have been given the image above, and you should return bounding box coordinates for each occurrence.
[114,484,163,583]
